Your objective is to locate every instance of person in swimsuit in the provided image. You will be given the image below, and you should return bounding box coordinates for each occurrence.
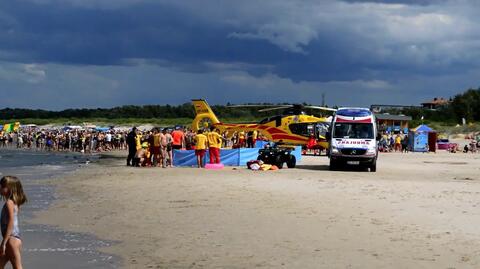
[0,176,27,269]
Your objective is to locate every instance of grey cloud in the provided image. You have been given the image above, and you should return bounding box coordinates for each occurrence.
[1,0,480,109]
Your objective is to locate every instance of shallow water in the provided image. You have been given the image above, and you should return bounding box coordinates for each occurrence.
[0,149,119,268]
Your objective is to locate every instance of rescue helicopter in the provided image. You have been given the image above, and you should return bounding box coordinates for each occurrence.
[191,99,336,151]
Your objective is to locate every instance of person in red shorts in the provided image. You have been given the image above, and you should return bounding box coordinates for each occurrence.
[207,127,222,164]
[194,130,208,168]
[152,128,161,166]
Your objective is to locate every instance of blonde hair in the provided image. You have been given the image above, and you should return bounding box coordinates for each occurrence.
[0,176,27,206]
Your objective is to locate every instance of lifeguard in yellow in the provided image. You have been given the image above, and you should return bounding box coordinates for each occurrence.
[135,133,142,150]
[238,131,245,147]
[207,127,222,164]
[194,130,208,168]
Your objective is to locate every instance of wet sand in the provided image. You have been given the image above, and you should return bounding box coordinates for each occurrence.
[0,149,118,268]
[33,150,480,268]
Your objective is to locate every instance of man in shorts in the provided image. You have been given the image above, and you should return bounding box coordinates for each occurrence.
[159,129,168,168]
[194,130,208,168]
[152,128,161,166]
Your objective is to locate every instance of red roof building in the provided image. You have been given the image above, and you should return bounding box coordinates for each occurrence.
[421,97,450,110]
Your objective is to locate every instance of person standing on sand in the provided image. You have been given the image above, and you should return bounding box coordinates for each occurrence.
[159,129,168,168]
[194,130,208,168]
[207,127,222,164]
[395,134,402,152]
[165,129,174,167]
[171,127,185,150]
[152,129,161,167]
[126,127,137,166]
[0,176,27,269]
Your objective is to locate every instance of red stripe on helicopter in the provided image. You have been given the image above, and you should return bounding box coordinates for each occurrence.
[266,127,287,134]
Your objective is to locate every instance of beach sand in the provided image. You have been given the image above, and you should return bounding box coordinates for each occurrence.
[33,151,480,268]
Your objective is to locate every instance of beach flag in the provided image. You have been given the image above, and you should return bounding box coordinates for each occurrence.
[3,124,12,133]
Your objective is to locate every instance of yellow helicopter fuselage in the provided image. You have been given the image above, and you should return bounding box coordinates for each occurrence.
[192,99,330,149]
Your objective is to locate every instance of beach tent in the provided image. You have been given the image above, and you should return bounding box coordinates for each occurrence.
[409,124,437,152]
[413,124,433,132]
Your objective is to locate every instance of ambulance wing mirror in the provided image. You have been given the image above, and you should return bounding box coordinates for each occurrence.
[376,133,381,141]
[326,132,331,140]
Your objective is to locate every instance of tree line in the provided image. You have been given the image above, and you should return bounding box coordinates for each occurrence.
[0,88,479,123]
[0,102,289,120]
[399,88,480,124]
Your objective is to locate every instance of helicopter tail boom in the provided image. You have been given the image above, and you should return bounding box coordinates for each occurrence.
[191,99,221,132]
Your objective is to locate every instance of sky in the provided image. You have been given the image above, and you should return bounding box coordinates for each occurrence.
[1,0,480,110]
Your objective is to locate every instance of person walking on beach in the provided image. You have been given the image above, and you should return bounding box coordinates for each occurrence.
[0,176,27,269]
[207,127,222,164]
[126,127,137,166]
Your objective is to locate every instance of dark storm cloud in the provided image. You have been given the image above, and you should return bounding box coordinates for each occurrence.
[0,1,283,72]
[340,0,445,5]
[1,0,480,109]
[2,0,480,82]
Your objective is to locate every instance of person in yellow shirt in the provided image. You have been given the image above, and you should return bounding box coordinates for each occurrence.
[395,134,402,152]
[194,130,208,168]
[152,128,162,166]
[207,127,223,164]
[238,131,245,148]
[135,132,142,150]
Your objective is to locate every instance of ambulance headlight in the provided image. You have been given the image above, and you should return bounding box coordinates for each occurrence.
[331,146,339,154]
[367,148,376,154]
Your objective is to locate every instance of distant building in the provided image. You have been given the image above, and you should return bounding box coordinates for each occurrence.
[375,113,412,134]
[421,97,450,110]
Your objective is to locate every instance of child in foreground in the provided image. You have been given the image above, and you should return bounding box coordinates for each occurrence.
[0,176,27,269]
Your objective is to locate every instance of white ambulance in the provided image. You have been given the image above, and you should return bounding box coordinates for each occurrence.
[327,108,378,172]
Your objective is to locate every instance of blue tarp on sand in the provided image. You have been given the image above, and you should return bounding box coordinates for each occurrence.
[173,146,302,167]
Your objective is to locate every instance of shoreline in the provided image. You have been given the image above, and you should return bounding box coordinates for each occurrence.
[0,149,120,268]
[32,151,480,268]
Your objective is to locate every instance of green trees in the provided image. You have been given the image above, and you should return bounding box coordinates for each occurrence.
[451,89,480,123]
[0,88,479,123]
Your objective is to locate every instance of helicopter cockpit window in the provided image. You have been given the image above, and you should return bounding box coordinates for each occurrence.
[289,122,330,138]
[315,123,330,138]
[289,123,311,137]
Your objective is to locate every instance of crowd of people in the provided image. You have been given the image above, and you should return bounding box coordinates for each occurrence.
[378,133,410,153]
[0,129,129,153]
[126,126,225,168]
[2,125,478,170]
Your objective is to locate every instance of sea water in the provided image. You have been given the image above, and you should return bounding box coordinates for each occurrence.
[0,149,119,268]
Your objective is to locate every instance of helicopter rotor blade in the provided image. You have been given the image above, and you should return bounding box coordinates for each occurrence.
[258,106,293,112]
[304,106,337,112]
[227,104,287,108]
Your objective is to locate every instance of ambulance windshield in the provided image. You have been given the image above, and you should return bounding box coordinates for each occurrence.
[333,123,374,139]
